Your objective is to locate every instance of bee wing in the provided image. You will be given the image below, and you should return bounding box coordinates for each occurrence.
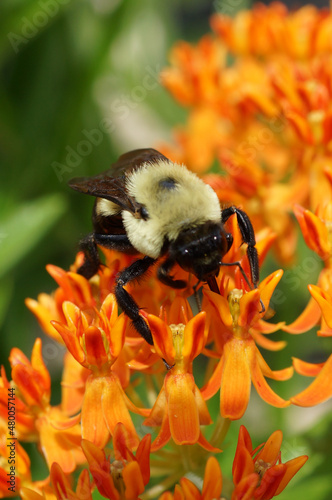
[109,148,170,177]
[68,148,170,214]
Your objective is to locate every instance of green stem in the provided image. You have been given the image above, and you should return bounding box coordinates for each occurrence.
[141,470,183,499]
[210,415,231,449]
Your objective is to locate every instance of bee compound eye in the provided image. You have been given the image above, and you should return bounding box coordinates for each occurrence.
[226,232,233,251]
[140,206,149,220]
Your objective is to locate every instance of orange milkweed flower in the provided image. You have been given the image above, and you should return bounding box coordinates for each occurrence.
[25,251,132,343]
[142,299,215,452]
[50,463,92,500]
[212,3,332,59]
[158,456,222,500]
[0,339,85,473]
[0,435,50,498]
[232,425,308,500]
[51,293,149,449]
[288,282,332,407]
[283,202,332,336]
[201,270,292,419]
[20,463,92,500]
[161,35,227,109]
[277,201,332,406]
[81,423,151,500]
[290,352,332,407]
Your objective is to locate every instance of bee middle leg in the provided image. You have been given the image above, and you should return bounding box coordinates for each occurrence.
[77,232,135,279]
[76,233,100,279]
[157,258,187,289]
[115,256,156,345]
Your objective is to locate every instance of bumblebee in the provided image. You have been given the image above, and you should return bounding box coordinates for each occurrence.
[69,148,260,345]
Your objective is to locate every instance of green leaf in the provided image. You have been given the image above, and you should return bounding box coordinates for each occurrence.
[0,193,67,278]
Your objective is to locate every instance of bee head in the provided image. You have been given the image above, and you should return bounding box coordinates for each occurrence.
[172,222,233,281]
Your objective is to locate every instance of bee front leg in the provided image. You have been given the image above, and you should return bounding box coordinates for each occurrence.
[221,206,259,287]
[157,257,187,289]
[115,256,156,345]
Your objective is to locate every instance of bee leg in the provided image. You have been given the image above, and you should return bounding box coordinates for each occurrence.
[94,233,136,253]
[157,258,187,289]
[77,233,135,279]
[221,206,259,287]
[221,206,265,313]
[77,233,100,279]
[115,256,156,345]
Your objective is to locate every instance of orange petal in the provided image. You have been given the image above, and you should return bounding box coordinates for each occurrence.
[257,350,293,381]
[196,431,222,453]
[150,411,171,452]
[67,271,95,305]
[302,209,330,257]
[238,289,261,327]
[180,478,200,499]
[200,358,223,400]
[61,352,89,416]
[84,326,108,367]
[113,423,135,462]
[250,353,290,408]
[143,387,167,427]
[283,296,321,333]
[203,290,233,327]
[251,330,286,351]
[182,312,206,363]
[109,313,127,358]
[287,111,312,143]
[147,314,175,365]
[31,338,51,391]
[123,461,145,499]
[52,320,85,364]
[165,372,200,445]
[25,296,62,341]
[231,473,259,500]
[135,434,151,485]
[76,469,93,500]
[256,319,286,335]
[81,376,110,447]
[292,357,324,376]
[38,412,84,473]
[50,462,74,498]
[309,284,332,329]
[255,463,285,499]
[232,426,255,483]
[102,373,139,450]
[194,386,212,425]
[11,364,46,408]
[256,430,282,464]
[220,338,252,419]
[275,455,308,495]
[291,353,332,406]
[201,456,223,499]
[81,440,120,500]
[259,270,284,312]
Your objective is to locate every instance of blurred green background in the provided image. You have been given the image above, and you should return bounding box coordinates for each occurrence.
[1,0,332,499]
[0,0,216,362]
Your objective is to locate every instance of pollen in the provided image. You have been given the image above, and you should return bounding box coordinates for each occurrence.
[169,323,186,360]
[228,288,243,326]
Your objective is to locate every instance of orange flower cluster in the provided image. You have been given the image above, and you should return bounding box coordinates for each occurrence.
[5,1,332,498]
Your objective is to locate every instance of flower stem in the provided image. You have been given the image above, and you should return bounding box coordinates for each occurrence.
[210,415,231,449]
